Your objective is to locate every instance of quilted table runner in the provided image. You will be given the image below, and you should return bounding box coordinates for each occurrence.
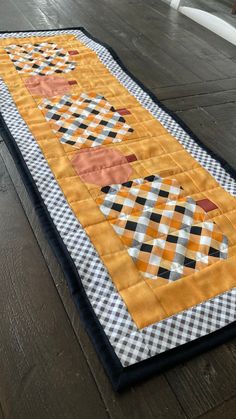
[0,29,236,390]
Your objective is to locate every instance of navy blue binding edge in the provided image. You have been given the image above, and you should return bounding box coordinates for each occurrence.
[0,27,235,391]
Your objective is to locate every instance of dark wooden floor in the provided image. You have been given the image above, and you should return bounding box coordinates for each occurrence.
[0,1,236,418]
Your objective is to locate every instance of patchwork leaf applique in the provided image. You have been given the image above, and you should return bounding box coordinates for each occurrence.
[128,221,228,281]
[98,175,228,282]
[109,197,206,247]
[38,93,133,148]
[72,147,133,186]
[97,175,182,220]
[5,42,76,75]
[25,75,73,97]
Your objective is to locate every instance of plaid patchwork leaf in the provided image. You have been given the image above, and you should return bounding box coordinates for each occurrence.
[98,175,228,281]
[38,93,133,148]
[128,221,228,281]
[110,197,206,247]
[97,175,182,220]
[5,42,76,75]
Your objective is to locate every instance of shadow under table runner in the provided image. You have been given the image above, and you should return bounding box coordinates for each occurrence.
[0,28,236,390]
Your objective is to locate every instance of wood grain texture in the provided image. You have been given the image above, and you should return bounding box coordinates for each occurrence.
[199,396,236,419]
[161,90,236,111]
[175,104,236,170]
[0,0,236,417]
[154,78,236,101]
[165,342,236,418]
[0,150,108,419]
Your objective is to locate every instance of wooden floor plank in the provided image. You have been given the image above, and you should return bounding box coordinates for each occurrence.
[0,149,109,419]
[165,342,236,418]
[161,89,236,111]
[154,78,236,101]
[0,0,34,30]
[146,0,236,58]
[198,396,236,419]
[175,105,236,170]
[101,0,234,81]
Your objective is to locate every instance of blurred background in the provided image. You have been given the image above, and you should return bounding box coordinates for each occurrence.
[162,0,236,45]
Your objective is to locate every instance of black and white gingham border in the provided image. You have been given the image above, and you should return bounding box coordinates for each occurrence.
[0,30,235,368]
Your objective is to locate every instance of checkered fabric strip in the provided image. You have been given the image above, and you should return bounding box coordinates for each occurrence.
[128,221,228,281]
[5,42,76,75]
[123,289,236,364]
[0,31,236,370]
[38,92,133,148]
[97,175,182,220]
[110,197,206,247]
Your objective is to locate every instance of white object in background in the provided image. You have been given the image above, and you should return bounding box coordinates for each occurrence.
[170,0,182,9]
[179,7,236,46]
